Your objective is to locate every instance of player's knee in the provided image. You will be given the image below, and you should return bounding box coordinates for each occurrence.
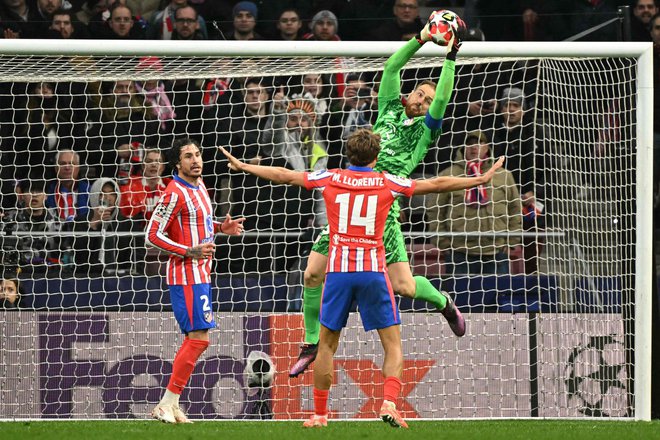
[303,268,324,288]
[391,277,415,298]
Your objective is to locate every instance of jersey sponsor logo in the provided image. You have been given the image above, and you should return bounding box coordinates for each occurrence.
[333,234,340,245]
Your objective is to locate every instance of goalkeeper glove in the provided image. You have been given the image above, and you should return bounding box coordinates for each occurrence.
[415,21,432,45]
[446,17,467,61]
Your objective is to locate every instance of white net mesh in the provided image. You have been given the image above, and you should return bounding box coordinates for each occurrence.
[0,41,646,420]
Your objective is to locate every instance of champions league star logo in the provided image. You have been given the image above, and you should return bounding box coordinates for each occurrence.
[564,335,628,417]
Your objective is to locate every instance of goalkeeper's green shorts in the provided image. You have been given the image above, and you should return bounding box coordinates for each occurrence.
[310,214,409,265]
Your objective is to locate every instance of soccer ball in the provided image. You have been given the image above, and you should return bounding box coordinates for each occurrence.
[243,350,276,395]
[427,10,462,46]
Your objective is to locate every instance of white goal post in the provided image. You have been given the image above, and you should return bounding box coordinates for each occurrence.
[0,39,652,421]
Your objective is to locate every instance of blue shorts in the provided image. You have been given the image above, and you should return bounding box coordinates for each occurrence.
[320,272,400,332]
[169,283,216,334]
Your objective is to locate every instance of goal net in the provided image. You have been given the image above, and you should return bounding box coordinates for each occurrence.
[0,40,652,421]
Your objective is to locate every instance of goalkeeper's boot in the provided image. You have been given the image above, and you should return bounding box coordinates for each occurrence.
[379,401,409,429]
[172,405,193,424]
[303,414,328,428]
[151,404,176,424]
[440,291,466,337]
[289,343,318,378]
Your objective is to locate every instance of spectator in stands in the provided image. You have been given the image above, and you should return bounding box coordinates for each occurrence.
[226,1,261,40]
[304,9,340,42]
[368,0,424,41]
[119,147,169,226]
[426,130,522,275]
[4,179,61,272]
[290,73,330,122]
[261,97,328,226]
[47,8,91,38]
[272,8,303,40]
[0,278,21,309]
[0,0,40,37]
[90,2,144,39]
[492,87,544,273]
[324,73,376,169]
[84,79,161,178]
[46,149,90,222]
[119,148,169,275]
[30,0,64,38]
[72,177,132,277]
[148,0,208,40]
[632,0,658,41]
[303,10,347,97]
[171,4,205,40]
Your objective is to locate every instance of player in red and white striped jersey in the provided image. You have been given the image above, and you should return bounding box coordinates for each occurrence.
[221,129,503,428]
[305,168,416,274]
[146,138,245,424]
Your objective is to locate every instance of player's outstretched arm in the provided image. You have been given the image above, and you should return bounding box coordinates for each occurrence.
[413,157,504,195]
[426,30,463,124]
[220,147,305,187]
[380,33,427,100]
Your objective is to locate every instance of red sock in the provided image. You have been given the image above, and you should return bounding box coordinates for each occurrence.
[166,338,209,394]
[313,388,329,416]
[383,376,402,404]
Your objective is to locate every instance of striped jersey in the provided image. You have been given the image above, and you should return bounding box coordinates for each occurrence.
[145,174,217,285]
[304,166,416,273]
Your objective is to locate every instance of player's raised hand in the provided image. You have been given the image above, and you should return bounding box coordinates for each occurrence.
[219,146,246,172]
[482,156,505,182]
[220,213,246,236]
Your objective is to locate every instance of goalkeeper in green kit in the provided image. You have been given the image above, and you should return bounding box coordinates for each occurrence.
[289,11,467,378]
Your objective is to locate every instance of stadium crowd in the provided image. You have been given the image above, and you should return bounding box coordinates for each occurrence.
[0,0,658,310]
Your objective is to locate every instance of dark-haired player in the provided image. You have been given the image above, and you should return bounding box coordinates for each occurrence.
[146,138,245,423]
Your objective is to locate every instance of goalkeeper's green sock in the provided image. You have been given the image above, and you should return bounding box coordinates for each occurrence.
[413,276,447,310]
[302,285,323,345]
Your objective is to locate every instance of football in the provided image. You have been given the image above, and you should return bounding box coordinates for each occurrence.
[243,350,276,395]
[427,10,462,46]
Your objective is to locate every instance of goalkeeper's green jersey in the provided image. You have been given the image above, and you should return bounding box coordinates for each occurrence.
[373,39,455,178]
[372,38,456,217]
[372,96,438,178]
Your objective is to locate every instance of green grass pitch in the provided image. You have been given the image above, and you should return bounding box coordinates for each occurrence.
[1,420,658,440]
